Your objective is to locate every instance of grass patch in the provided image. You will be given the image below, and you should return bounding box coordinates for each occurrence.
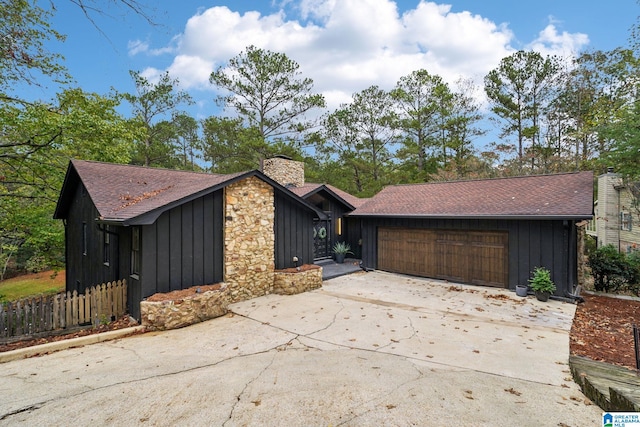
[0,271,66,303]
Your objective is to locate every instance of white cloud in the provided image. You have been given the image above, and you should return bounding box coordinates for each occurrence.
[127,39,149,56]
[134,1,591,112]
[526,23,589,58]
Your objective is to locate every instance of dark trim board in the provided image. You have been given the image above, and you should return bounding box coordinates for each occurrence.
[359,217,579,296]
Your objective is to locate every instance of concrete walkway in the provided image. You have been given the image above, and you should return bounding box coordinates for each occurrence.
[0,271,601,426]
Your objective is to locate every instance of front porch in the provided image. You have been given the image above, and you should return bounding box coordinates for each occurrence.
[315,258,362,280]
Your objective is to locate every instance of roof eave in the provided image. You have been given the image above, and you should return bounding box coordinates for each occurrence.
[303,185,356,211]
[123,170,327,225]
[348,213,594,220]
[53,161,79,219]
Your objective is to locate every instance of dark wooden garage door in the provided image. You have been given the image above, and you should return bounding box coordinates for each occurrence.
[377,228,508,288]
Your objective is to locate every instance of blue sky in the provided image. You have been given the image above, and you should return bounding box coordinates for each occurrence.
[35,0,638,123]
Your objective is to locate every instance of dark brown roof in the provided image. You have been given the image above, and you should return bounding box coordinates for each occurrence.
[59,160,244,222]
[289,183,367,209]
[351,171,594,219]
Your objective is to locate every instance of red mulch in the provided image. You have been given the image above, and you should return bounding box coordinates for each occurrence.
[276,264,321,273]
[145,283,223,302]
[570,293,640,371]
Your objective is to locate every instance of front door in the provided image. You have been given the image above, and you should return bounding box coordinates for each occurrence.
[313,220,331,259]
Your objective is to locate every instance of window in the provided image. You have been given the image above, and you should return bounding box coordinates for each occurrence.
[621,212,633,231]
[82,222,87,256]
[103,225,110,266]
[131,227,140,277]
[336,217,343,236]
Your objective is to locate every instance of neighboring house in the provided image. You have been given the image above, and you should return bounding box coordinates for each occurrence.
[54,160,324,320]
[587,169,640,253]
[349,172,594,297]
[262,156,366,260]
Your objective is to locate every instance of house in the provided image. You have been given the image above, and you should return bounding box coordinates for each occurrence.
[349,172,594,297]
[261,156,366,259]
[587,169,640,253]
[54,160,324,320]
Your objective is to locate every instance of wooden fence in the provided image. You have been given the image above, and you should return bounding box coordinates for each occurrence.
[0,279,127,340]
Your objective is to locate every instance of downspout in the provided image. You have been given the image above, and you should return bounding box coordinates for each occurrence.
[563,220,569,296]
[618,186,622,252]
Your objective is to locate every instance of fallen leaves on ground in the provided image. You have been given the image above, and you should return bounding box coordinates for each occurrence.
[570,294,640,371]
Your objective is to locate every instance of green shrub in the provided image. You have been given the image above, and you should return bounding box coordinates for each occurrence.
[588,245,627,292]
[626,250,640,295]
[584,234,597,256]
[588,245,638,294]
[528,267,556,294]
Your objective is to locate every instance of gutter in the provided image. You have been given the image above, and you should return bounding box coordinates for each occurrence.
[347,214,594,221]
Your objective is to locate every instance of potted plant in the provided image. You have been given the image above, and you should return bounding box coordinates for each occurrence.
[528,267,556,302]
[332,241,353,264]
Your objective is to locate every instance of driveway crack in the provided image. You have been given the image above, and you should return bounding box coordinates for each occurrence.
[0,404,42,421]
[223,351,278,426]
[335,366,426,426]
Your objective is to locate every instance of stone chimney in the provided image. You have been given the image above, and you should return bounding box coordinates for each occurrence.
[262,156,305,188]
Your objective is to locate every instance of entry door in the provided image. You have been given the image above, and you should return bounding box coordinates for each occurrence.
[313,220,331,259]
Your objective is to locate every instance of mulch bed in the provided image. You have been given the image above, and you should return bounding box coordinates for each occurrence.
[145,283,223,302]
[0,315,142,353]
[276,264,321,273]
[570,293,640,371]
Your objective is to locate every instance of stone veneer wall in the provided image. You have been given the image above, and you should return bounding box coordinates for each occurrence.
[273,265,323,295]
[262,157,305,187]
[224,176,275,302]
[141,285,230,330]
[576,220,588,290]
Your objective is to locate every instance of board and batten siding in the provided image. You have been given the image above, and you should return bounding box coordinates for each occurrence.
[274,191,315,269]
[139,190,224,302]
[359,217,578,296]
[65,182,120,294]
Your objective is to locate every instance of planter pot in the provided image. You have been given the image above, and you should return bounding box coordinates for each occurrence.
[335,253,346,264]
[534,290,551,302]
[515,285,528,297]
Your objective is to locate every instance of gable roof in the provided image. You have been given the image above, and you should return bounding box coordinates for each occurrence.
[350,171,594,219]
[288,183,367,210]
[54,160,325,225]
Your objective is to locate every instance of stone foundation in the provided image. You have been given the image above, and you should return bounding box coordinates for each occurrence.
[140,266,324,330]
[273,265,323,295]
[140,284,230,331]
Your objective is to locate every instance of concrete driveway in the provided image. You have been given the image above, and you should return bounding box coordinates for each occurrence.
[0,271,600,426]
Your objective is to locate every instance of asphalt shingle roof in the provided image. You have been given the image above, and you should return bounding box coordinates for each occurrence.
[350,171,594,219]
[68,160,243,222]
[289,183,367,209]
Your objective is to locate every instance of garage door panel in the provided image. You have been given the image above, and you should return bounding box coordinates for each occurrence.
[469,232,508,287]
[436,232,467,283]
[378,229,436,277]
[378,228,508,288]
